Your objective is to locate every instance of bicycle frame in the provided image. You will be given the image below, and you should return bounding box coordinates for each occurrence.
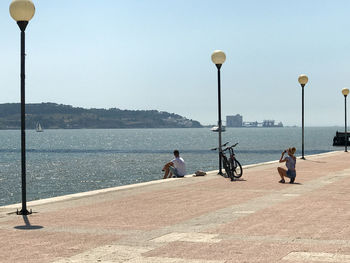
[211,142,242,180]
[228,147,236,161]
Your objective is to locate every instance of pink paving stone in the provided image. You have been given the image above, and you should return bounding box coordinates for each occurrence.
[143,240,349,263]
[14,181,267,230]
[208,167,350,240]
[0,229,120,263]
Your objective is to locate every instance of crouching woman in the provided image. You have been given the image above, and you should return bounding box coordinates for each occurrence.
[277,147,296,184]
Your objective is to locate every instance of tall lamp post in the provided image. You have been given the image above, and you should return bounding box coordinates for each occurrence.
[342,88,349,152]
[211,50,226,175]
[298,74,308,160]
[10,0,35,215]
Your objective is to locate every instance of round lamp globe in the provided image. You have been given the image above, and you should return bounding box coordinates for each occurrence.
[9,0,35,22]
[211,50,226,65]
[298,74,309,85]
[342,88,349,96]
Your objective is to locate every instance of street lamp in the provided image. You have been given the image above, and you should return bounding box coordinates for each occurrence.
[298,74,308,160]
[211,50,226,175]
[342,88,349,152]
[10,0,35,215]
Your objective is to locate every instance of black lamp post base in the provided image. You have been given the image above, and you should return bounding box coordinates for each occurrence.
[301,156,306,160]
[16,209,32,215]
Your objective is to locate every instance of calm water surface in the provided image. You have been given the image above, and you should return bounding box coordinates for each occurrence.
[0,127,342,206]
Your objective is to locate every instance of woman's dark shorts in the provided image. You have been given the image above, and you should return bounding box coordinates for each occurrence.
[286,170,296,179]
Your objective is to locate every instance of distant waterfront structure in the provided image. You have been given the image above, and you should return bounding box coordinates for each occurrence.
[243,120,283,127]
[262,120,283,127]
[226,114,283,128]
[226,114,243,127]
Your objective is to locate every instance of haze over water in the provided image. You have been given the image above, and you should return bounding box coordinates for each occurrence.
[0,127,342,206]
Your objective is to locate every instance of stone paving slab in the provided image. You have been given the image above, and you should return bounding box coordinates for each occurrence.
[0,151,349,262]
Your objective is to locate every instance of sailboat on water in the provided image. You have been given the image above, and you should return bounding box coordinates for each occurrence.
[36,122,43,132]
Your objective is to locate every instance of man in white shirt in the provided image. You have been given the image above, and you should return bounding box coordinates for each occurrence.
[162,150,186,179]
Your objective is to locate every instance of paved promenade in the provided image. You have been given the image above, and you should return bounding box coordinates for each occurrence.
[0,151,350,262]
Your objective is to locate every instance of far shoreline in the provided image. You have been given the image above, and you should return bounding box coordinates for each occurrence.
[0,126,346,131]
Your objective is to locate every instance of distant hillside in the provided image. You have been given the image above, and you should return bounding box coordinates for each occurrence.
[0,103,202,129]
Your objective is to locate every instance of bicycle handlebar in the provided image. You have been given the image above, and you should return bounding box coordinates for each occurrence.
[211,142,239,151]
[210,142,229,151]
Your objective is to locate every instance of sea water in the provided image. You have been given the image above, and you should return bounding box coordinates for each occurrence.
[0,127,342,206]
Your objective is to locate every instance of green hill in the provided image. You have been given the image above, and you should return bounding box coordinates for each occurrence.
[0,103,202,129]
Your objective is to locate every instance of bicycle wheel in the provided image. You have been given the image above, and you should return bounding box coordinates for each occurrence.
[231,159,243,178]
[222,157,233,179]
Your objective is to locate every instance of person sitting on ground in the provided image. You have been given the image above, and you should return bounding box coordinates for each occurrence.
[162,150,186,179]
[277,147,296,184]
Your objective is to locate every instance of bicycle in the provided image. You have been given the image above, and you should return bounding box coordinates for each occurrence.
[226,143,243,179]
[211,142,243,181]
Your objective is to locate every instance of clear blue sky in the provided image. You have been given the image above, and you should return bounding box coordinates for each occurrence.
[1,0,350,126]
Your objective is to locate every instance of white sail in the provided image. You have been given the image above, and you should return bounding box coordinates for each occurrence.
[36,122,43,132]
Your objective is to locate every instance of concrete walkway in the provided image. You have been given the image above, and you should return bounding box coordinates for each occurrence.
[0,151,350,262]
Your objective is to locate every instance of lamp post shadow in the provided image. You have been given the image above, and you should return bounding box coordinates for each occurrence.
[14,214,43,230]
